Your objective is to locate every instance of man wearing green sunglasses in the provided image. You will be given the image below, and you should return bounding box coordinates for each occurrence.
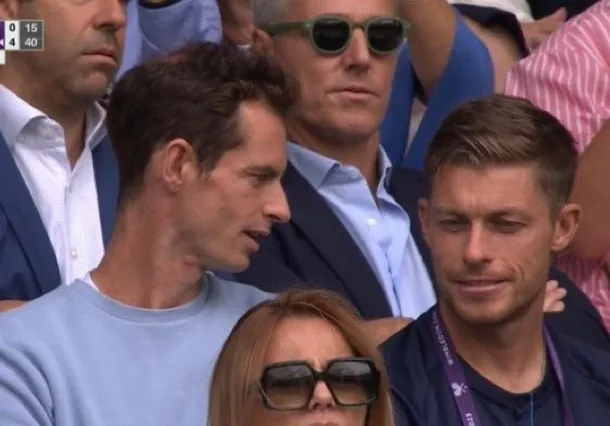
[233,0,609,349]
[231,0,498,341]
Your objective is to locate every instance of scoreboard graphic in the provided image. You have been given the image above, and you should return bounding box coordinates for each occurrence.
[0,20,45,65]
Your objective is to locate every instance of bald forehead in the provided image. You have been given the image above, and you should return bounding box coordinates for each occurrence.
[289,0,397,20]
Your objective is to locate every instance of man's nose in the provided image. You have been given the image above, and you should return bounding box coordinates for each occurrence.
[341,29,372,69]
[265,184,291,223]
[92,0,127,32]
[462,225,492,266]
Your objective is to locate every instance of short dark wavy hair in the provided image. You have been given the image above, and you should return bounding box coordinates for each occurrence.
[107,42,298,205]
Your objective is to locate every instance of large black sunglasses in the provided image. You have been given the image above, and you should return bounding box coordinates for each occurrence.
[259,357,379,411]
[262,15,409,55]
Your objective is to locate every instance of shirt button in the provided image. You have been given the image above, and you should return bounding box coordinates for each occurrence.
[70,249,78,259]
[367,218,377,228]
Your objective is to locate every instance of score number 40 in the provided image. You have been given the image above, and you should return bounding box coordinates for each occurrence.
[6,21,41,49]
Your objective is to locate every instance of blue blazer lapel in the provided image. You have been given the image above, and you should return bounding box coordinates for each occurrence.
[93,136,118,246]
[282,163,392,318]
[388,168,437,292]
[0,134,61,294]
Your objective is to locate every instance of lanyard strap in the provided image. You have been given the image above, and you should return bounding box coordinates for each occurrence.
[427,309,574,426]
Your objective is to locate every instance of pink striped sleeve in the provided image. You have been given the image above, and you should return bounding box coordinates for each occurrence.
[505,0,610,153]
[505,1,610,331]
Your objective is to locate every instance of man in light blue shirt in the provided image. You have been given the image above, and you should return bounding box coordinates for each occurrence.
[235,0,492,324]
[287,143,435,318]
[0,42,296,426]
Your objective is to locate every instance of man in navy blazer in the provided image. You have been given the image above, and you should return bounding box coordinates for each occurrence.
[237,0,610,348]
[0,0,222,306]
[0,136,118,302]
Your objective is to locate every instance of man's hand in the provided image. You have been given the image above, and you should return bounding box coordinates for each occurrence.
[520,8,566,51]
[363,317,412,346]
[0,300,26,313]
[218,0,253,45]
[361,280,564,346]
[544,280,566,313]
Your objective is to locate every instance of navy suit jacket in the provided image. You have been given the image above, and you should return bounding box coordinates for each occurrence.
[0,134,118,300]
[236,164,610,350]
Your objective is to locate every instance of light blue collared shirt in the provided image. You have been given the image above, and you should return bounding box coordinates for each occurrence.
[288,143,436,319]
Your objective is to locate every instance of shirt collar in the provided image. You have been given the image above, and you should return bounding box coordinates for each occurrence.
[0,84,107,150]
[287,142,341,189]
[377,147,394,189]
[86,101,107,149]
[287,141,394,190]
[0,85,45,148]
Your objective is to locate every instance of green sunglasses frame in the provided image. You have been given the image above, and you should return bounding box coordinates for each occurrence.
[262,14,410,55]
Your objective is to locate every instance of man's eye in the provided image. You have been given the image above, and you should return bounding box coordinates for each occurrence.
[249,174,274,187]
[492,220,524,233]
[438,220,466,232]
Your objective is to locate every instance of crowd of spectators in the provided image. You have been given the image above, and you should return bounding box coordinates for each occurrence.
[0,0,608,425]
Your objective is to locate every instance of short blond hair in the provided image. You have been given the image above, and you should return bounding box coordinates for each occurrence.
[207,290,394,426]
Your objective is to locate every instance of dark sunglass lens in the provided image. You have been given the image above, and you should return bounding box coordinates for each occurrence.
[312,18,351,53]
[367,18,404,53]
[262,364,314,410]
[326,361,377,406]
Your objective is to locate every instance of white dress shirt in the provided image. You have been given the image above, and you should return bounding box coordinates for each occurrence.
[449,0,533,22]
[0,85,107,286]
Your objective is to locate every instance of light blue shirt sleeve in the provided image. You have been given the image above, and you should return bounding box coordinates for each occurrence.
[0,328,53,426]
[118,0,222,77]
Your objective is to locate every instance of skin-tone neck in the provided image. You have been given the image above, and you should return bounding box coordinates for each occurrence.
[90,195,205,310]
[1,63,92,167]
[286,119,381,192]
[439,296,547,394]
